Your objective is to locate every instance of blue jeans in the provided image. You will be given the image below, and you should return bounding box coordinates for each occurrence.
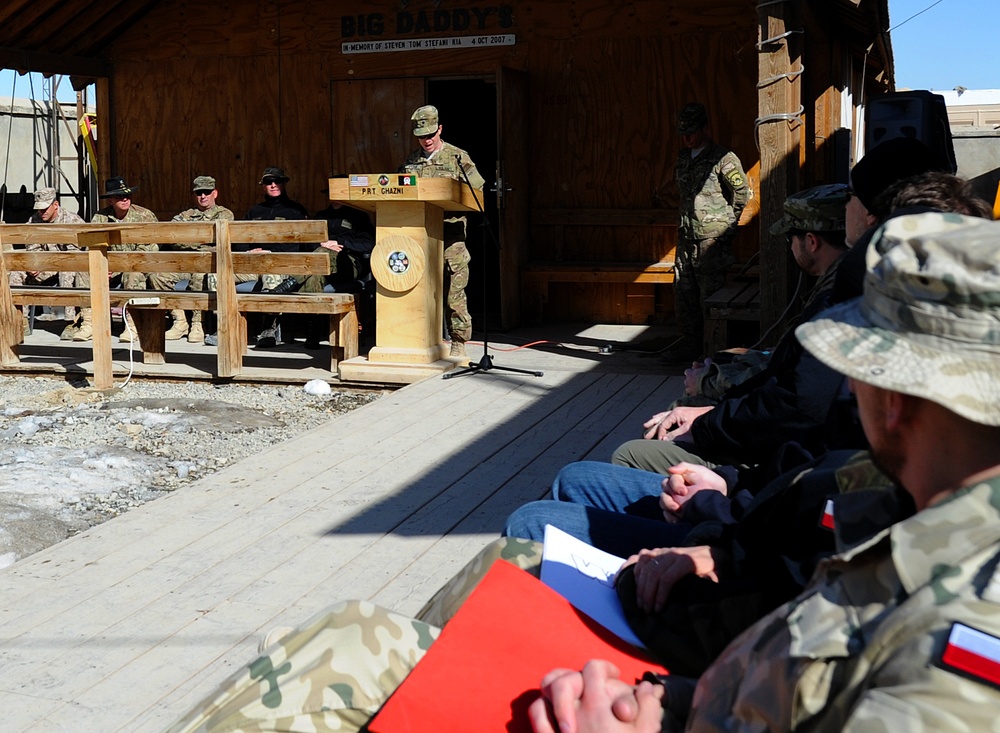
[502,461,692,558]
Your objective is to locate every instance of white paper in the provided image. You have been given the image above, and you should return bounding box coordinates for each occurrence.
[540,524,645,649]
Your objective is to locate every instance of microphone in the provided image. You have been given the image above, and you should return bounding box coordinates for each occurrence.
[454,154,463,166]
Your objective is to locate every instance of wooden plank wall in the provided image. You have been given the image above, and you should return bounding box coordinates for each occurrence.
[104,0,760,325]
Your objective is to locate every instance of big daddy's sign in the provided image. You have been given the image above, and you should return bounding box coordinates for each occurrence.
[341,4,514,38]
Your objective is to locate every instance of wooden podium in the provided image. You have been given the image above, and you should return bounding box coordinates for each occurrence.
[331,174,481,383]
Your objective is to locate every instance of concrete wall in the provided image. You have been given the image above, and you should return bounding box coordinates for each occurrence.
[952,127,1000,208]
[0,97,89,222]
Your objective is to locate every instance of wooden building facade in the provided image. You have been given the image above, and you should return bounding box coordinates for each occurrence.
[0,0,892,333]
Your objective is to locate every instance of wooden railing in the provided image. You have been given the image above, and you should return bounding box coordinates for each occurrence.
[0,221,358,388]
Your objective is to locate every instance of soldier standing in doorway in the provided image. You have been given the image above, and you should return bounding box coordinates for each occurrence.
[671,102,749,362]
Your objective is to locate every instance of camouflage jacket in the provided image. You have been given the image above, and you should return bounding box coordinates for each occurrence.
[171,204,234,250]
[171,204,234,222]
[401,141,486,191]
[685,476,1000,732]
[91,203,159,251]
[23,206,85,280]
[675,141,749,240]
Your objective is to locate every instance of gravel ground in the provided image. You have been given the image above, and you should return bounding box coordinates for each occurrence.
[0,374,387,568]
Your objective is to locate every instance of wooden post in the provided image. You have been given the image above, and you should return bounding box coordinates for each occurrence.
[215,220,242,378]
[757,2,802,334]
[78,229,118,390]
[0,234,21,365]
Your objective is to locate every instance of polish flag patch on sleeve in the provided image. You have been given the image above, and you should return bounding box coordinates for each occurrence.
[819,499,835,531]
[939,623,1000,689]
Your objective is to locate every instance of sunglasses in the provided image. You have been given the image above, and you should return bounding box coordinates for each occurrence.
[785,230,805,246]
[194,189,214,196]
[262,178,281,185]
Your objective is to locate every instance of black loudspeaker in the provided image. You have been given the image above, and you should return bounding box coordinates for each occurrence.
[866,91,957,173]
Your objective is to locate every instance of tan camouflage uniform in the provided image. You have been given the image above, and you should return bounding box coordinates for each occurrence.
[166,537,541,733]
[402,140,485,344]
[91,202,159,289]
[169,203,237,335]
[171,203,235,291]
[689,476,1000,731]
[8,205,86,288]
[675,140,749,350]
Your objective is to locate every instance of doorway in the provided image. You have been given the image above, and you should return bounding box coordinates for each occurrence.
[426,77,502,333]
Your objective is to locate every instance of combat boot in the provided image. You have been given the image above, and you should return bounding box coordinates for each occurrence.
[73,308,94,341]
[188,319,205,343]
[164,310,189,340]
[449,340,467,358]
[265,276,301,294]
[60,315,80,340]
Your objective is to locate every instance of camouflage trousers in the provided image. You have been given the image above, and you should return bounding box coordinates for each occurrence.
[674,233,736,348]
[444,241,471,343]
[8,270,82,288]
[167,538,542,733]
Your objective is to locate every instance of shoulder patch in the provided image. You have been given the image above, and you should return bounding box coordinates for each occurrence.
[818,499,835,532]
[725,170,746,189]
[938,622,1000,690]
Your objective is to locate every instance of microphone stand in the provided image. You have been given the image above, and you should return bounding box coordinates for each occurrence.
[443,155,543,379]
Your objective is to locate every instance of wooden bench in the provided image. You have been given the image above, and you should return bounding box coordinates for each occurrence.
[703,266,761,354]
[521,261,675,324]
[0,221,358,388]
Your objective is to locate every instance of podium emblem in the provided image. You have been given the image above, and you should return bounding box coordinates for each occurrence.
[388,250,410,274]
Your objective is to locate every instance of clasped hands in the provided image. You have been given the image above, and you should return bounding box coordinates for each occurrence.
[528,660,664,733]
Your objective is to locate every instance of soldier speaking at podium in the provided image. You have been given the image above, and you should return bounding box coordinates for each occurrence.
[401,105,485,359]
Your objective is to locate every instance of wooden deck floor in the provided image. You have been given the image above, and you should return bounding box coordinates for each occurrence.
[0,323,683,732]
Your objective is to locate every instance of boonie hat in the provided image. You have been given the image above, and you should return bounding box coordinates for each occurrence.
[411,105,439,137]
[258,167,289,184]
[797,212,1000,426]
[192,175,216,191]
[770,183,849,235]
[677,102,709,134]
[33,187,56,209]
[101,176,137,198]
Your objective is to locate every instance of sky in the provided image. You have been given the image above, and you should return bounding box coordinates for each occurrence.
[889,0,999,91]
[0,0,996,102]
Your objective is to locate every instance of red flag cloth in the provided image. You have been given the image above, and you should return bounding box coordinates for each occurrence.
[369,561,668,733]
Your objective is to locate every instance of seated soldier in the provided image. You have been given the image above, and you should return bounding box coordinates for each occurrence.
[9,187,87,340]
[91,176,158,345]
[165,175,235,343]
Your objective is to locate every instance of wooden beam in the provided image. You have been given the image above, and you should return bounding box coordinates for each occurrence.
[0,222,216,245]
[78,229,117,390]
[0,45,109,79]
[227,220,328,244]
[757,2,802,333]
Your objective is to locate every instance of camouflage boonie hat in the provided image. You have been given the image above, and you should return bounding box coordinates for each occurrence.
[411,105,439,136]
[770,183,849,234]
[33,187,56,209]
[192,175,216,191]
[677,102,708,134]
[797,212,1000,426]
